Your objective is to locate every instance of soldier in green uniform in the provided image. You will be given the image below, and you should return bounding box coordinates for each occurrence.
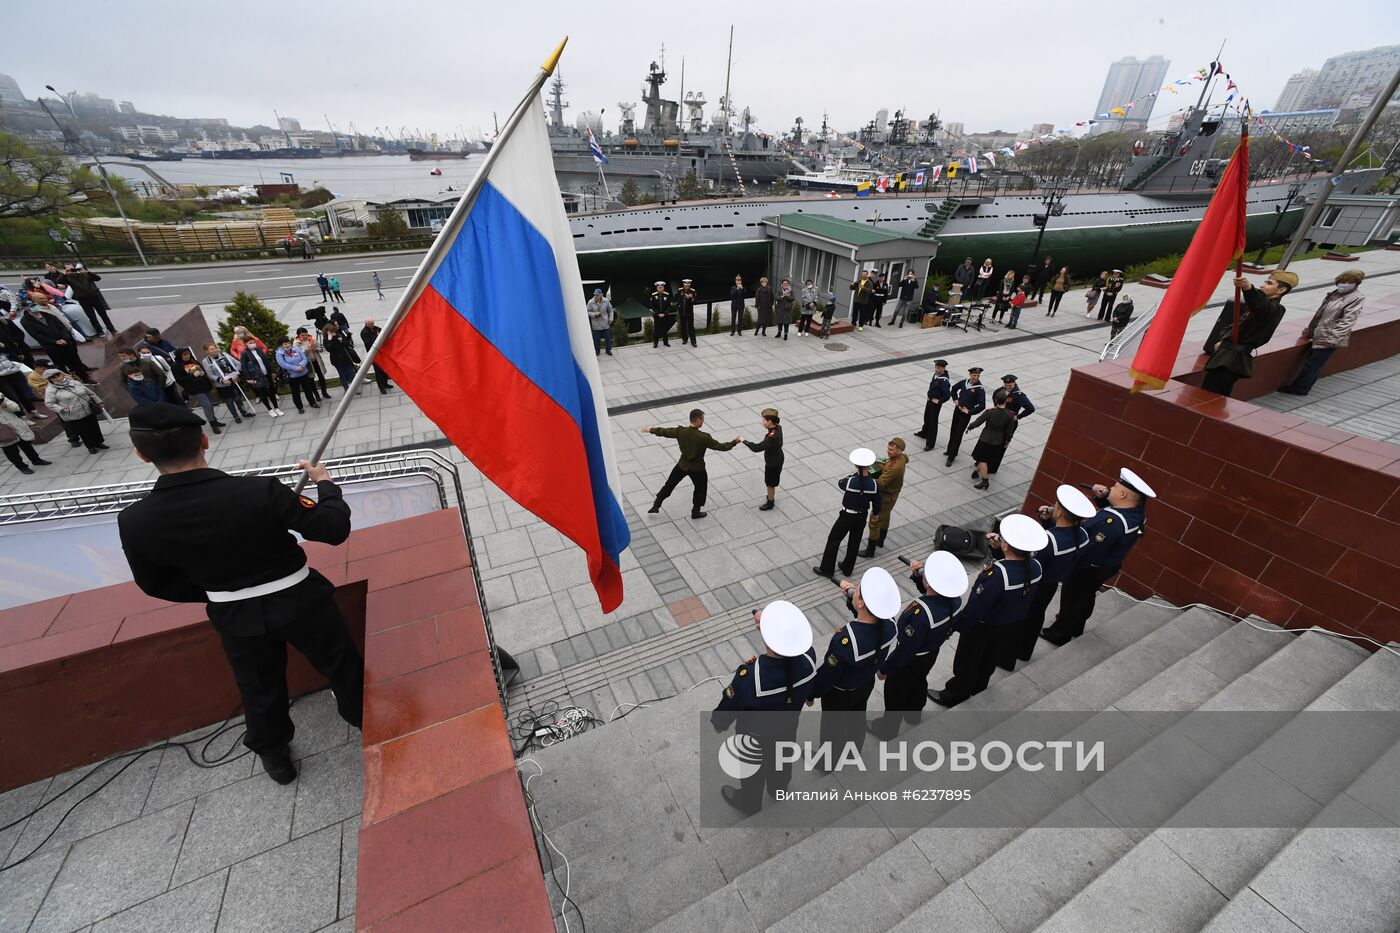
[1200,270,1297,397]
[642,409,741,519]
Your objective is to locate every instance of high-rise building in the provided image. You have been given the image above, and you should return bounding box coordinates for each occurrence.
[1090,55,1170,135]
[1303,45,1400,111]
[942,121,965,139]
[1274,69,1319,113]
[119,101,136,114]
[0,73,24,105]
[277,116,303,132]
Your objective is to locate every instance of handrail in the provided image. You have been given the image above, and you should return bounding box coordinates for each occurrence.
[1100,302,1158,361]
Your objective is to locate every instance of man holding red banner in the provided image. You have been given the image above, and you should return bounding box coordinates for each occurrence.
[1199,270,1297,397]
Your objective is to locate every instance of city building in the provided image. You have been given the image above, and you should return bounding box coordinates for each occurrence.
[1026,122,1055,139]
[78,92,118,111]
[1256,109,1341,135]
[0,73,25,105]
[277,116,303,132]
[1091,55,1170,135]
[1303,45,1400,111]
[119,101,136,115]
[1275,68,1319,113]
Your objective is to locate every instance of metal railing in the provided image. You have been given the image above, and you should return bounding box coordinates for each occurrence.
[1100,302,1159,361]
[0,448,511,712]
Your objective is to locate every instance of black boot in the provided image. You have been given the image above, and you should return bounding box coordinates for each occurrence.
[258,746,298,785]
[647,500,662,514]
[861,540,876,558]
[974,479,990,490]
[876,529,887,548]
[758,499,775,511]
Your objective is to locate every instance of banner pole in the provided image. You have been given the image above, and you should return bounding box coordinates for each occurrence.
[290,37,569,494]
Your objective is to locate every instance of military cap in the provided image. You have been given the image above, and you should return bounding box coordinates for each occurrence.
[934,359,948,367]
[922,551,969,598]
[129,402,205,433]
[968,366,984,374]
[1119,467,1157,499]
[1056,484,1097,519]
[1001,374,1017,383]
[1270,270,1299,290]
[761,408,779,418]
[1000,513,1049,553]
[759,600,813,657]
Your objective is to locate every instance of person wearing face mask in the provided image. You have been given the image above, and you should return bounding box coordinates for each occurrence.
[239,339,283,417]
[42,369,108,453]
[1280,269,1364,396]
[773,278,798,340]
[136,346,183,405]
[122,360,165,405]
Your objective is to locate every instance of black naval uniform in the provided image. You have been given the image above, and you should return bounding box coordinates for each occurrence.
[1001,522,1087,668]
[711,649,819,812]
[872,586,961,737]
[118,464,364,756]
[1004,388,1036,420]
[944,378,987,465]
[933,556,1042,706]
[677,286,699,347]
[917,370,952,451]
[811,614,896,754]
[815,471,881,578]
[649,290,674,347]
[1043,500,1145,643]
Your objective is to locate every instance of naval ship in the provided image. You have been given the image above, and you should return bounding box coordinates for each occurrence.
[567,103,1380,302]
[547,62,795,195]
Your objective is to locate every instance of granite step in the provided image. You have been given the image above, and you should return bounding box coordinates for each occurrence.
[1033,633,1387,933]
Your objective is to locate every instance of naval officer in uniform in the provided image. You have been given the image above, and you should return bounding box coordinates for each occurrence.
[944,367,987,466]
[711,600,819,813]
[870,550,968,738]
[117,404,363,784]
[914,359,952,451]
[812,447,882,580]
[929,514,1047,708]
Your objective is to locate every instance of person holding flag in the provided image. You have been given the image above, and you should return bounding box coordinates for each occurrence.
[1199,271,1296,397]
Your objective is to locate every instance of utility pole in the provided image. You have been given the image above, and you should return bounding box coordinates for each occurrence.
[44,85,147,266]
[1280,63,1400,268]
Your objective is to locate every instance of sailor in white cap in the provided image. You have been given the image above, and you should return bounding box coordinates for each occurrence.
[999,485,1096,669]
[1041,468,1155,646]
[648,280,674,348]
[929,514,1046,707]
[871,551,969,738]
[809,566,900,755]
[676,278,699,347]
[711,600,819,812]
[813,448,883,580]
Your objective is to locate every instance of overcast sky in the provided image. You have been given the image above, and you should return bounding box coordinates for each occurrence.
[9,0,1399,139]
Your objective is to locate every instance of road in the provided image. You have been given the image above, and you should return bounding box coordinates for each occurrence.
[89,251,432,309]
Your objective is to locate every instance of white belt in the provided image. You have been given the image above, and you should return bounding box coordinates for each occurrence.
[842,507,865,515]
[207,565,310,603]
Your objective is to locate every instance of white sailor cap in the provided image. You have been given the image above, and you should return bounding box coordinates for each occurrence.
[858,566,901,619]
[1119,467,1157,499]
[1056,484,1097,520]
[653,280,667,286]
[849,447,876,467]
[681,278,693,283]
[922,551,969,598]
[999,513,1049,554]
[758,600,813,657]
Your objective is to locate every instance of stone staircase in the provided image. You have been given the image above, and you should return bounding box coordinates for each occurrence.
[521,591,1400,933]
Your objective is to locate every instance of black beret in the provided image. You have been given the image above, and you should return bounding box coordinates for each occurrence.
[129,403,205,433]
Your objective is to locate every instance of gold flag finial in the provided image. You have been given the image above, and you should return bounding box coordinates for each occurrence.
[542,37,568,75]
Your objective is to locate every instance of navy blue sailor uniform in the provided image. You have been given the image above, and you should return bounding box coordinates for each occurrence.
[1005,388,1036,420]
[816,472,882,577]
[811,617,897,754]
[944,379,987,461]
[711,649,819,809]
[874,590,962,735]
[1046,503,1145,641]
[919,372,953,450]
[1003,523,1088,668]
[938,557,1043,703]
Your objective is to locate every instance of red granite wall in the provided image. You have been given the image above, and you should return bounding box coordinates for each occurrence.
[1027,361,1400,646]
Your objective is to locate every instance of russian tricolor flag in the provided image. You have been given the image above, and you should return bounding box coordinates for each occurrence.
[376,99,631,611]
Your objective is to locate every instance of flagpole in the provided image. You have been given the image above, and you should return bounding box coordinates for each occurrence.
[291,36,569,494]
[1231,116,1248,346]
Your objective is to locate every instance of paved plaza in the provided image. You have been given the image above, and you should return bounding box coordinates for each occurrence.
[2,248,1398,931]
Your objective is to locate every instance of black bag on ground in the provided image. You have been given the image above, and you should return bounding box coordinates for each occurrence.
[935,523,986,560]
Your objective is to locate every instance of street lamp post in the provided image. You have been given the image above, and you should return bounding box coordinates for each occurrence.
[1252,181,1303,266]
[43,85,148,266]
[1027,185,1068,271]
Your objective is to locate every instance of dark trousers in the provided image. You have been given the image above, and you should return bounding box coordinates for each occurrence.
[818,510,867,577]
[0,372,36,413]
[1047,290,1065,315]
[591,327,613,355]
[871,302,886,326]
[654,464,707,513]
[819,680,876,758]
[678,310,697,346]
[1098,292,1117,320]
[286,374,318,411]
[727,713,800,813]
[945,408,972,459]
[1200,366,1242,398]
[729,307,744,335]
[332,289,344,301]
[1286,346,1335,395]
[371,364,392,393]
[853,303,870,326]
[2,440,41,468]
[1047,564,1117,640]
[217,600,364,755]
[77,297,116,335]
[66,413,104,450]
[939,622,1005,702]
[1001,580,1058,668]
[252,384,279,411]
[653,314,673,346]
[218,385,252,418]
[334,363,359,391]
[1033,284,1048,301]
[307,358,330,395]
[319,286,331,301]
[872,652,939,738]
[43,343,89,379]
[920,400,944,450]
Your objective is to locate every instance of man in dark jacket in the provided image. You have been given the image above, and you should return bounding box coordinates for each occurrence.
[59,264,118,337]
[893,271,920,328]
[870,273,891,327]
[1200,270,1296,397]
[944,367,986,466]
[1032,257,1055,302]
[676,278,699,347]
[0,310,35,368]
[359,319,393,394]
[21,306,92,382]
[849,271,874,330]
[642,409,741,518]
[952,257,976,299]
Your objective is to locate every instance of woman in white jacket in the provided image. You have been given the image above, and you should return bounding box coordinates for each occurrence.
[42,369,107,454]
[0,396,51,473]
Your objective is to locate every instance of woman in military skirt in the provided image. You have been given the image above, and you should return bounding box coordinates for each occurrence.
[967,388,1017,490]
[862,437,907,556]
[744,408,784,511]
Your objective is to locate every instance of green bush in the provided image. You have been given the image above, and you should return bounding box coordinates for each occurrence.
[217,291,288,347]
[609,314,631,347]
